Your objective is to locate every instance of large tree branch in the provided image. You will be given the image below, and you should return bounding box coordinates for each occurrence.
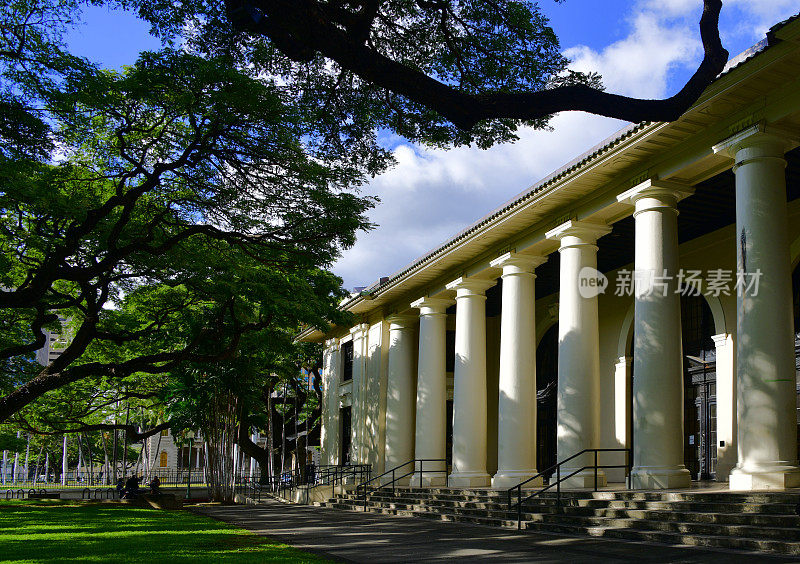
[0,315,269,422]
[237,422,271,483]
[226,0,728,128]
[15,418,170,443]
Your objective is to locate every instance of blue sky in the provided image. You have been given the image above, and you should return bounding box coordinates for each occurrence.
[63,1,800,290]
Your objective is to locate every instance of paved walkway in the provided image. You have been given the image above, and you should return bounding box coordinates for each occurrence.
[193,500,798,563]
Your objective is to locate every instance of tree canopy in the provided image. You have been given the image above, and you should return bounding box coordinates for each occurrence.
[0,0,374,425]
[122,0,728,148]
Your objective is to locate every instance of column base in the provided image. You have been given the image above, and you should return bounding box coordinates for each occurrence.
[491,470,543,489]
[408,473,447,487]
[630,466,691,490]
[379,475,412,487]
[729,464,800,490]
[448,471,490,488]
[559,468,607,489]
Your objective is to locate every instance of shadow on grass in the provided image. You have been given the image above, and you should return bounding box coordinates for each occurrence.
[0,500,326,563]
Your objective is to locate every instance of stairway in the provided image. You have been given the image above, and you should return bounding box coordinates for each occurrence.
[313,487,800,555]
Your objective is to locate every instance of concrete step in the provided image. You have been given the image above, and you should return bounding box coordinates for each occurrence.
[336,491,798,516]
[318,489,800,555]
[321,499,800,553]
[328,498,800,541]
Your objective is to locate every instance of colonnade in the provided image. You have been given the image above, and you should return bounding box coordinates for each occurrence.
[329,124,800,491]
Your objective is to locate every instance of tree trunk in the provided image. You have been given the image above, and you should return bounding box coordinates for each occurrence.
[61,435,68,486]
[121,404,130,476]
[23,434,30,482]
[86,434,94,485]
[280,383,285,474]
[266,387,274,479]
[12,430,20,483]
[76,434,84,482]
[102,434,110,485]
[237,423,270,484]
[112,428,117,481]
[32,445,43,486]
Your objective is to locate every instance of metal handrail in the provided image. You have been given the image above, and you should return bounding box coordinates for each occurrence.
[506,448,631,530]
[356,459,448,512]
[313,464,372,488]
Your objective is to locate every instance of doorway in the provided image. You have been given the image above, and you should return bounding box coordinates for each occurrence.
[340,406,352,465]
[681,294,717,480]
[536,324,558,479]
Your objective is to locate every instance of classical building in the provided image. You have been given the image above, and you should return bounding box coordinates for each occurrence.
[300,15,800,491]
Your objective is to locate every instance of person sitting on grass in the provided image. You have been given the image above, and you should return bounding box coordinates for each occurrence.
[149,476,161,496]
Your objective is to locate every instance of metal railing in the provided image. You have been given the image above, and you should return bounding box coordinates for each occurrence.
[0,468,206,489]
[234,465,373,503]
[313,464,371,487]
[356,459,447,511]
[507,448,631,530]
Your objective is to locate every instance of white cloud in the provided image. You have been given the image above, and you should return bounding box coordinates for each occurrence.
[334,113,624,290]
[723,1,799,40]
[332,2,797,291]
[565,10,700,99]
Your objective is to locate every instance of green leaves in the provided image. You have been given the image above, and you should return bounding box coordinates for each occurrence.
[122,0,590,147]
[0,2,375,423]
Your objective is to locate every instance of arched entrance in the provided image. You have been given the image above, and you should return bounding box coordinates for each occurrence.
[681,293,717,480]
[536,324,558,478]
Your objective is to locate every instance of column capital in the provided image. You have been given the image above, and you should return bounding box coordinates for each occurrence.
[617,179,694,211]
[713,121,798,160]
[545,220,611,248]
[490,251,548,275]
[386,313,418,329]
[410,296,453,315]
[324,338,340,349]
[445,276,496,297]
[711,333,730,346]
[349,323,369,337]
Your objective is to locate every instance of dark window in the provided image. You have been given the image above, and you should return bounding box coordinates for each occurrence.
[342,340,353,382]
[340,406,352,464]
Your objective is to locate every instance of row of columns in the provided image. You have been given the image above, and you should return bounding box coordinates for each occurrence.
[373,124,800,490]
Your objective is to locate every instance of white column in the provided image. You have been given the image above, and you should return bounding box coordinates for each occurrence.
[546,220,611,487]
[618,179,693,489]
[410,296,453,486]
[350,325,368,464]
[321,340,341,466]
[446,276,496,487]
[714,125,800,490]
[384,314,418,478]
[490,252,548,488]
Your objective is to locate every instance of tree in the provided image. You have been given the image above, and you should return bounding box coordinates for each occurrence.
[126,0,728,147]
[165,307,334,498]
[0,0,380,422]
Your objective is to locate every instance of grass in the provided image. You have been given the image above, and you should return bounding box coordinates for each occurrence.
[0,499,327,563]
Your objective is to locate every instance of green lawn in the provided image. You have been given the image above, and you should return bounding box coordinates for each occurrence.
[0,500,326,563]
